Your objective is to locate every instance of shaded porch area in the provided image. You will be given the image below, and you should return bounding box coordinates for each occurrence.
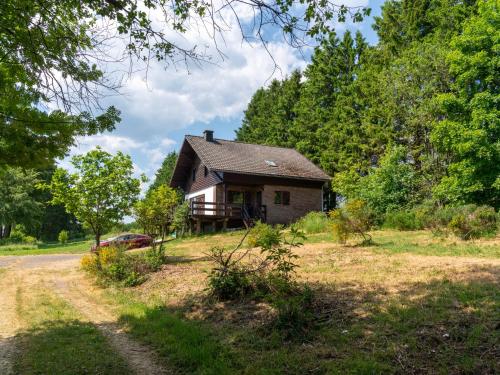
[188,184,267,233]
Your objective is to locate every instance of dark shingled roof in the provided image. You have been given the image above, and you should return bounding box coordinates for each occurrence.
[184,135,330,181]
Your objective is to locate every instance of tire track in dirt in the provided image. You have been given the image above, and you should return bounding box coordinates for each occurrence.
[51,275,172,375]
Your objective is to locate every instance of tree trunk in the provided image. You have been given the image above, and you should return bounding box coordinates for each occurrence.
[95,231,101,248]
[4,224,12,238]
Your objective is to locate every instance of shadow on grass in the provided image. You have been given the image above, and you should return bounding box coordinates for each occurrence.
[118,306,239,374]
[116,264,499,374]
[12,320,130,375]
[165,255,211,264]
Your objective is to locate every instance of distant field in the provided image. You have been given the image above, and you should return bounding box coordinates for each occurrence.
[0,232,143,256]
[0,240,91,256]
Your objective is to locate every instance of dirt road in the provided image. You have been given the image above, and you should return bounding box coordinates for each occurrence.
[0,253,170,375]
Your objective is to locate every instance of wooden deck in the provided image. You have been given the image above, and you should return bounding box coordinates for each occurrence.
[189,201,267,232]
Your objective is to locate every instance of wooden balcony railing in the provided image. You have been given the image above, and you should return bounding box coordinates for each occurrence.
[190,201,267,222]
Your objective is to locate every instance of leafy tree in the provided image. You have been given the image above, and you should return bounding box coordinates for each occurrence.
[24,167,83,241]
[237,0,483,214]
[148,151,178,193]
[0,0,121,169]
[0,167,42,239]
[1,0,369,170]
[431,0,500,207]
[314,31,373,175]
[47,148,142,246]
[133,185,180,244]
[334,146,418,216]
[172,201,191,238]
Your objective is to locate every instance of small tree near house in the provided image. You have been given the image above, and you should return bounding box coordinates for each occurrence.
[329,199,375,245]
[47,147,143,247]
[133,185,180,251]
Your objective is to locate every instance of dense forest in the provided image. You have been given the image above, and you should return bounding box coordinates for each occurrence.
[237,0,499,214]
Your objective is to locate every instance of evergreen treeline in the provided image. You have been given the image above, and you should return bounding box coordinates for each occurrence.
[236,0,499,213]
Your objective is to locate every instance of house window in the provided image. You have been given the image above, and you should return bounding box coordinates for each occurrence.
[204,166,208,177]
[228,191,243,204]
[192,168,196,181]
[274,191,290,205]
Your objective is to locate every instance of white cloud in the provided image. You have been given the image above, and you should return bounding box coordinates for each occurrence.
[58,0,377,191]
[72,134,144,154]
[106,7,308,139]
[60,134,176,185]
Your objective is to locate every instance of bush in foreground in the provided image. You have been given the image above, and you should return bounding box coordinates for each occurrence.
[207,223,314,338]
[81,245,166,287]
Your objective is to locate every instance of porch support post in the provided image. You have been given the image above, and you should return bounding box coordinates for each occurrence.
[195,219,201,235]
[223,218,228,232]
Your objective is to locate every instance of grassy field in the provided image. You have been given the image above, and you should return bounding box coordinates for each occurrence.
[13,281,131,374]
[88,229,499,374]
[0,239,93,256]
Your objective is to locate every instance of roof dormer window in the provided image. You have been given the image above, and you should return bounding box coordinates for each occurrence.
[265,160,277,167]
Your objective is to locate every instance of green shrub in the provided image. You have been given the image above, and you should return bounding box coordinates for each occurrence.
[80,245,165,286]
[329,199,375,244]
[7,225,37,244]
[383,210,424,230]
[143,247,166,271]
[247,221,282,248]
[296,211,330,234]
[58,230,69,244]
[207,264,253,300]
[207,224,303,300]
[122,271,146,287]
[22,235,37,245]
[448,205,498,240]
[384,204,499,240]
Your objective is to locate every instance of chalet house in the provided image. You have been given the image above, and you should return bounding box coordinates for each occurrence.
[170,130,330,232]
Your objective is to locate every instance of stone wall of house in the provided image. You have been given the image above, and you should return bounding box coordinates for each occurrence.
[262,185,322,225]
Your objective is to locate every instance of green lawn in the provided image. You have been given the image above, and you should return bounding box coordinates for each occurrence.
[14,284,131,375]
[304,229,500,258]
[0,239,92,256]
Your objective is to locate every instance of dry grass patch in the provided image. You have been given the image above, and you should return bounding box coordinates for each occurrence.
[91,229,499,374]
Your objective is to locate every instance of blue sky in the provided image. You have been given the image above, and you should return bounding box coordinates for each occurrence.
[65,0,385,187]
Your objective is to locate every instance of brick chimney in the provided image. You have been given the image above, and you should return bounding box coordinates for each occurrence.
[203,130,214,142]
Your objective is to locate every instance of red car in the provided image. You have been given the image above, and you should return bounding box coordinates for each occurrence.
[91,233,152,252]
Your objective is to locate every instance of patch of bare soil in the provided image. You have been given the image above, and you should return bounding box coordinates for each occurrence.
[50,273,172,375]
